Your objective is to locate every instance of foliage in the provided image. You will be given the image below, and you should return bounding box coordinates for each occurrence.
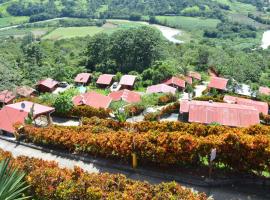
[53,93,73,115]
[193,95,224,102]
[0,158,29,200]
[158,93,178,105]
[0,149,208,200]
[143,112,160,122]
[68,106,111,119]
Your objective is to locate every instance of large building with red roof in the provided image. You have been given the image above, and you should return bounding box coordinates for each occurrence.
[96,74,115,88]
[164,77,185,90]
[0,101,55,133]
[73,92,112,109]
[224,95,269,115]
[146,84,177,95]
[109,89,141,104]
[179,100,260,127]
[259,86,270,96]
[119,75,137,90]
[74,73,91,85]
[36,78,59,93]
[208,77,229,91]
[0,90,16,105]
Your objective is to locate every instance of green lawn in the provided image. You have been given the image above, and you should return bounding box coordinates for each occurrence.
[213,0,256,14]
[156,16,220,31]
[0,16,29,28]
[42,26,105,40]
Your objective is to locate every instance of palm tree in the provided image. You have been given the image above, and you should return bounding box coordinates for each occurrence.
[0,158,30,200]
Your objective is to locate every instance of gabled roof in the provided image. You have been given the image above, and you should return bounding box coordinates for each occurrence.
[146,84,177,95]
[0,90,16,104]
[16,86,36,97]
[224,95,269,115]
[164,77,185,88]
[96,74,115,85]
[188,71,201,80]
[0,101,55,133]
[109,89,141,103]
[184,76,192,85]
[208,77,229,91]
[119,75,137,86]
[259,86,270,96]
[180,100,260,127]
[74,73,91,83]
[73,92,112,109]
[37,78,59,89]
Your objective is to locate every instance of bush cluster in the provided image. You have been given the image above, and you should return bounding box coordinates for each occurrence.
[0,148,208,200]
[18,121,270,175]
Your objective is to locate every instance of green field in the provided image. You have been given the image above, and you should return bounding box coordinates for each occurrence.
[156,16,220,31]
[213,0,256,14]
[0,16,29,28]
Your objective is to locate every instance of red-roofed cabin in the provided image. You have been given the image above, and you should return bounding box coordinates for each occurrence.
[0,101,55,134]
[36,78,59,93]
[146,84,177,95]
[109,89,141,104]
[96,74,115,88]
[119,75,137,90]
[259,86,270,96]
[164,77,185,91]
[208,77,229,92]
[188,71,201,81]
[16,86,36,98]
[224,95,269,115]
[184,76,192,85]
[179,100,260,127]
[74,73,91,86]
[0,90,16,105]
[73,92,112,109]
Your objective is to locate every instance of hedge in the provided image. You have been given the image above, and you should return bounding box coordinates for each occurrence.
[18,123,270,175]
[0,148,209,200]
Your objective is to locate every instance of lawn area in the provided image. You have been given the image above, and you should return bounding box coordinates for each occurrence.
[213,0,256,14]
[87,86,110,95]
[156,16,220,31]
[0,27,52,39]
[42,26,105,40]
[0,16,29,28]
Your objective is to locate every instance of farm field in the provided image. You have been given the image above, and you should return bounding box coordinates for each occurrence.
[0,27,53,39]
[155,16,220,31]
[0,16,29,28]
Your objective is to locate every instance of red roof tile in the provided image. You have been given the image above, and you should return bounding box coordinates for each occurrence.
[73,92,112,109]
[208,77,228,91]
[16,86,36,97]
[259,86,270,96]
[37,78,58,89]
[96,74,115,85]
[109,89,141,103]
[224,95,269,115]
[119,75,137,86]
[146,84,177,94]
[0,90,16,104]
[74,73,91,84]
[0,101,55,133]
[188,71,201,80]
[180,100,260,127]
[164,77,185,88]
[184,76,192,85]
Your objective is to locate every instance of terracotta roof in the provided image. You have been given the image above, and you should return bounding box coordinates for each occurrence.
[109,89,141,103]
[0,101,55,133]
[96,74,115,85]
[73,92,112,109]
[16,86,36,97]
[224,95,269,115]
[146,84,177,95]
[164,77,185,88]
[259,86,270,96]
[180,100,260,127]
[119,75,137,86]
[0,90,16,104]
[208,77,228,91]
[37,78,58,89]
[184,76,193,85]
[188,71,201,80]
[74,73,91,83]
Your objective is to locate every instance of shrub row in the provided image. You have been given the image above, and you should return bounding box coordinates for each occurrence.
[0,148,208,200]
[260,113,270,125]
[19,124,270,174]
[193,95,224,102]
[82,117,270,136]
[67,106,111,119]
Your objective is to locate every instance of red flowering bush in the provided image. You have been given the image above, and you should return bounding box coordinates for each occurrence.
[158,93,177,105]
[0,148,208,200]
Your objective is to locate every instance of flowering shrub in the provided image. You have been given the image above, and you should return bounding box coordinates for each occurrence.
[159,102,180,117]
[193,95,224,102]
[124,104,145,117]
[67,106,111,119]
[18,122,270,174]
[260,113,270,125]
[144,112,160,121]
[0,148,209,200]
[158,93,177,105]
